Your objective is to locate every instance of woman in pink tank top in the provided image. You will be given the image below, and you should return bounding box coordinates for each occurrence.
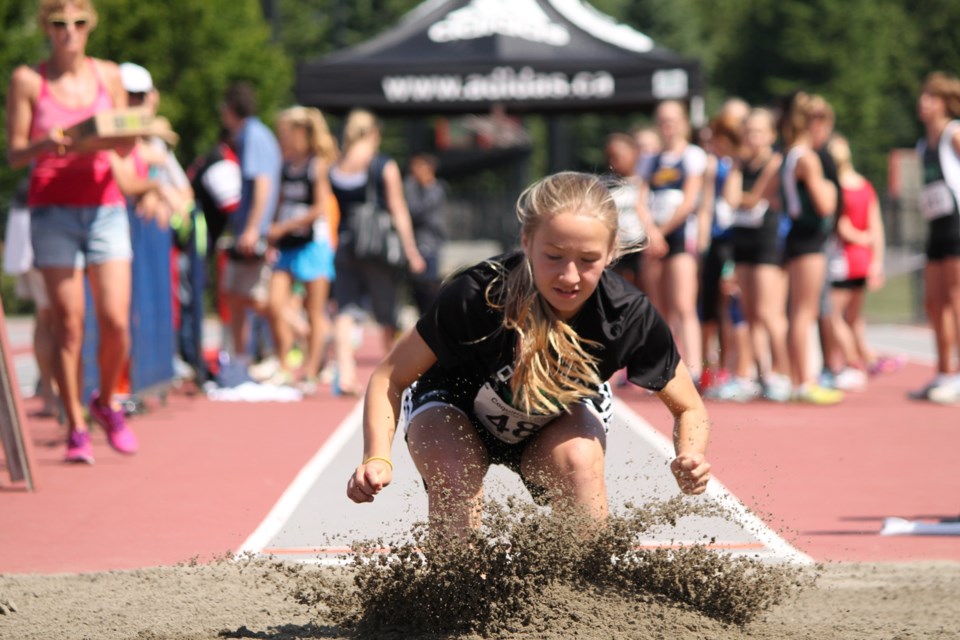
[5,0,139,464]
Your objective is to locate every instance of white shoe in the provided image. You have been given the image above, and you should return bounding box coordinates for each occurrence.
[248,356,281,382]
[927,375,960,404]
[834,367,867,391]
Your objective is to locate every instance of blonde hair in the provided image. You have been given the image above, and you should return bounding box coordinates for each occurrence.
[924,72,960,119]
[342,109,379,152]
[38,0,99,30]
[828,134,853,175]
[780,91,817,147]
[486,172,624,416]
[277,106,339,163]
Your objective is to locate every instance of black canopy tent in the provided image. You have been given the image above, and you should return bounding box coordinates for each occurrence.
[294,0,705,248]
[295,0,705,118]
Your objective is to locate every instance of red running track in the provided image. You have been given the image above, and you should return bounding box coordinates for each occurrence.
[1,352,958,574]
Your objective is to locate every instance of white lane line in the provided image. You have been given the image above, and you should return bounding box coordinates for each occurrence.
[237,401,363,555]
[613,398,814,566]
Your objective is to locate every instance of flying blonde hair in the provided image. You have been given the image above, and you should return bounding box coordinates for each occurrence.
[277,106,339,163]
[485,171,634,416]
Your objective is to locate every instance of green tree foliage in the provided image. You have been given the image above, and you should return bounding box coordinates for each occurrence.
[88,0,292,164]
[0,0,45,205]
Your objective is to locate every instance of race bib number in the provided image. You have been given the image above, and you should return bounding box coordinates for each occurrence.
[648,189,684,225]
[473,374,557,444]
[920,181,957,221]
[731,200,769,228]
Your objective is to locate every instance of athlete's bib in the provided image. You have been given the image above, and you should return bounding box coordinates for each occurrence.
[732,200,769,228]
[648,189,684,225]
[473,378,557,444]
[920,180,957,221]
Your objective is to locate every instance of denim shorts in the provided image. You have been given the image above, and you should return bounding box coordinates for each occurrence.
[30,204,132,269]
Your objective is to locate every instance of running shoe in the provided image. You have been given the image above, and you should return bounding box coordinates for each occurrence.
[793,383,844,405]
[762,374,793,403]
[908,376,949,400]
[248,356,281,382]
[927,376,960,404]
[868,354,907,376]
[64,429,94,465]
[89,392,139,455]
[297,376,319,396]
[833,367,868,392]
[818,368,837,390]
[705,378,761,403]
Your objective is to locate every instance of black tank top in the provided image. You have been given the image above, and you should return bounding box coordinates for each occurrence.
[275,158,316,249]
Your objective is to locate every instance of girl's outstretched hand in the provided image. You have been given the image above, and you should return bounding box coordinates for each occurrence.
[347,458,394,503]
[670,452,711,495]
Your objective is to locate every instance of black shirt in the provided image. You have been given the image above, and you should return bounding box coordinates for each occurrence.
[415,253,680,402]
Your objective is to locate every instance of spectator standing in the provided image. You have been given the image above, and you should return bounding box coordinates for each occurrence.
[916,72,960,403]
[638,100,708,385]
[807,95,843,389]
[824,135,887,391]
[5,0,137,463]
[403,153,448,315]
[218,82,281,363]
[604,132,647,290]
[728,108,791,402]
[329,109,424,396]
[265,106,339,392]
[2,179,59,416]
[777,92,843,404]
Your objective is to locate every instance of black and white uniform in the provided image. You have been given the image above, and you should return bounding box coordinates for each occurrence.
[640,145,707,258]
[781,145,833,261]
[732,158,783,266]
[400,253,680,497]
[918,120,960,261]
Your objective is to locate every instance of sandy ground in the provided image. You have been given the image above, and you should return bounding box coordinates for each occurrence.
[2,553,958,639]
[2,495,959,639]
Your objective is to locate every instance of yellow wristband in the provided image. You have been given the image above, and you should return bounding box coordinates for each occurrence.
[363,456,393,470]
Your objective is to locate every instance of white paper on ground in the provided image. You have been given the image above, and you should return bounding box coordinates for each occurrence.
[206,381,303,402]
[880,517,960,536]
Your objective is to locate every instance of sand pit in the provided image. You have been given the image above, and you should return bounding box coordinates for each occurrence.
[2,498,958,639]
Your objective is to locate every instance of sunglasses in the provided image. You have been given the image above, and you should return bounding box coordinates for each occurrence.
[49,18,89,30]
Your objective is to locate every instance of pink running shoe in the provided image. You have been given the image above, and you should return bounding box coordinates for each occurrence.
[89,392,139,454]
[64,429,94,464]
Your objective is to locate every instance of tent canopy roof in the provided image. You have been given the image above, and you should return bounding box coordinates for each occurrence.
[296,0,703,115]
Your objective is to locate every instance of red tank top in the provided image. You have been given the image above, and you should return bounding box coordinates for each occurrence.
[27,59,124,207]
[840,180,875,280]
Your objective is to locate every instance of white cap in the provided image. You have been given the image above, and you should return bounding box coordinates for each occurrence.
[120,62,153,93]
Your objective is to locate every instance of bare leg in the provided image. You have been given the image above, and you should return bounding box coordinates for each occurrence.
[944,257,960,373]
[33,306,59,413]
[925,262,953,375]
[756,264,790,377]
[407,406,488,538]
[521,404,608,522]
[787,254,826,386]
[267,270,294,373]
[664,254,702,380]
[302,277,331,380]
[333,312,360,394]
[87,258,132,404]
[40,267,87,431]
